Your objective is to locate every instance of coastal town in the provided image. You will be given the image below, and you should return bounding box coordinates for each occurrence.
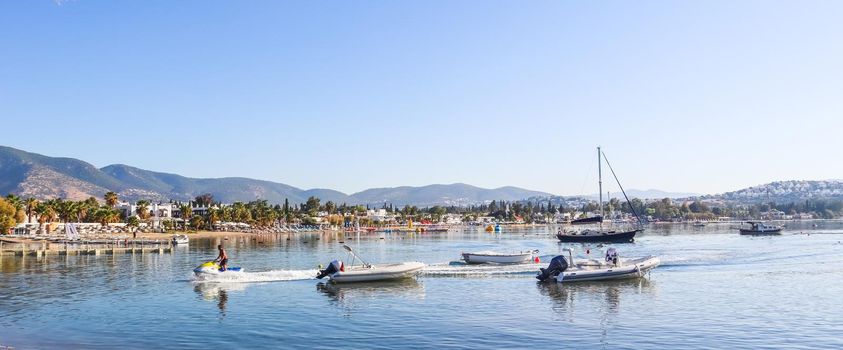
[1,189,836,239]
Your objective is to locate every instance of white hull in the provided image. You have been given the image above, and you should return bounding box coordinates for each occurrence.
[558,256,660,282]
[329,262,425,283]
[462,251,535,264]
[172,235,189,245]
[192,267,244,276]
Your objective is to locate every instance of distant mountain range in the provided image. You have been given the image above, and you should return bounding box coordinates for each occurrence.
[3,146,841,206]
[0,146,550,206]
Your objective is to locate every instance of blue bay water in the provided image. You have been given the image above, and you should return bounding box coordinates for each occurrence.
[1,222,842,349]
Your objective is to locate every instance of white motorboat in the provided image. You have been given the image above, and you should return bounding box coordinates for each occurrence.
[461,250,538,264]
[172,234,189,245]
[322,262,425,283]
[536,248,660,283]
[317,245,425,283]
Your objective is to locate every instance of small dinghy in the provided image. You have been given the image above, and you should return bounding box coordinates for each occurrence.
[536,248,659,283]
[193,261,243,276]
[317,245,424,283]
[172,234,189,245]
[461,250,538,264]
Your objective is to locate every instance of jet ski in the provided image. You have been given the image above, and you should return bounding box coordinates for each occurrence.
[193,261,244,276]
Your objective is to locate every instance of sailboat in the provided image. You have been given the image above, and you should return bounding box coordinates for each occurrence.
[557,147,643,243]
[570,216,603,225]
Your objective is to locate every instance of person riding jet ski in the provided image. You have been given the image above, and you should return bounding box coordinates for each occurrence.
[536,255,569,282]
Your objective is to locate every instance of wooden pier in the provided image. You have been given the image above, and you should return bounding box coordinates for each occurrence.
[0,240,174,257]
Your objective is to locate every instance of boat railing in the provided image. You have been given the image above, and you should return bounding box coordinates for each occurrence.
[342,245,372,268]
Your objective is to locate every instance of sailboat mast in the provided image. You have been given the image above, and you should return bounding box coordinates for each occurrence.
[598,146,603,220]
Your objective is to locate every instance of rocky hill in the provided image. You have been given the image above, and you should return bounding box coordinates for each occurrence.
[0,146,550,205]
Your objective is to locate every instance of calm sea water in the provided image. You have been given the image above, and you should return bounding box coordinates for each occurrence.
[2,222,843,349]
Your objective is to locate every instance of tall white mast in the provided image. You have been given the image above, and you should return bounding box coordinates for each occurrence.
[598,146,603,221]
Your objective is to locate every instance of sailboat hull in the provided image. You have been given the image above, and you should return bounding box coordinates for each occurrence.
[570,216,603,225]
[556,229,639,243]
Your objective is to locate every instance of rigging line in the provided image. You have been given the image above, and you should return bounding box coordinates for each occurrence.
[579,154,595,198]
[600,150,643,225]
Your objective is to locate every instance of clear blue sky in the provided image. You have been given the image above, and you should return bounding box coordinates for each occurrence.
[2,1,842,196]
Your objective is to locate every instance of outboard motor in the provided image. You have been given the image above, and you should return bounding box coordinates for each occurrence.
[316,260,343,279]
[536,255,569,282]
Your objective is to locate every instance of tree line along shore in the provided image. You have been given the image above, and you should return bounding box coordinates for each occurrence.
[1,192,841,236]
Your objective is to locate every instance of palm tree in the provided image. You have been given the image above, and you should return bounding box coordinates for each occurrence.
[94,207,120,227]
[24,197,38,224]
[207,207,220,231]
[104,191,119,208]
[84,196,99,208]
[220,206,232,222]
[55,199,75,224]
[126,216,140,232]
[5,194,21,208]
[231,202,250,223]
[71,201,89,223]
[179,203,192,231]
[35,202,55,225]
[189,215,205,231]
[136,200,150,220]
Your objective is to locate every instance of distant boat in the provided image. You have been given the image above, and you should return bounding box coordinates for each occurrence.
[692,222,706,227]
[461,250,538,264]
[739,221,783,235]
[172,234,189,245]
[571,216,603,225]
[557,147,643,243]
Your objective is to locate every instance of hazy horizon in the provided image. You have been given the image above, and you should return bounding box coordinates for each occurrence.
[2,1,842,196]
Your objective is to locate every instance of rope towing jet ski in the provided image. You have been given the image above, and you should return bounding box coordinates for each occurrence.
[316,245,425,283]
[536,248,660,283]
[193,261,243,276]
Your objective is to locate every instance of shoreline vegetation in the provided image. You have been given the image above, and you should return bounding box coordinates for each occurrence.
[2,191,843,241]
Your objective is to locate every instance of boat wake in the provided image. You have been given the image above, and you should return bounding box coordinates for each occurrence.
[193,269,317,283]
[422,261,540,277]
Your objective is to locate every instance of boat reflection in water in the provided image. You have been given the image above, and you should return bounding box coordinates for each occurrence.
[316,279,425,308]
[537,278,655,317]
